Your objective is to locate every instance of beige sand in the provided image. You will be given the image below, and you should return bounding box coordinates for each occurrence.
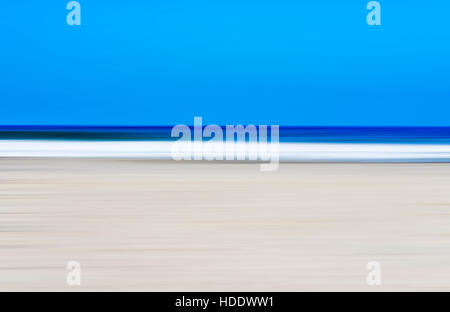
[1,159,450,291]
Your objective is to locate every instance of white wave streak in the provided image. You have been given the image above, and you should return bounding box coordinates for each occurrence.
[1,140,450,162]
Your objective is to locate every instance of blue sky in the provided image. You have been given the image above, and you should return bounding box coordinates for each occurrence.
[0,1,449,126]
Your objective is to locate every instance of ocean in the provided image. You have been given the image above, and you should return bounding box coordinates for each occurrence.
[1,126,450,162]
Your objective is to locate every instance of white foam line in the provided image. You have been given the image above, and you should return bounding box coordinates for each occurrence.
[1,140,450,162]
[279,143,450,161]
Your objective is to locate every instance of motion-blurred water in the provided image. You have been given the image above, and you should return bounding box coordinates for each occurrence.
[1,126,450,162]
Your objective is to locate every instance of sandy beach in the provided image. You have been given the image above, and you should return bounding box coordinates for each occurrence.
[1,159,450,291]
